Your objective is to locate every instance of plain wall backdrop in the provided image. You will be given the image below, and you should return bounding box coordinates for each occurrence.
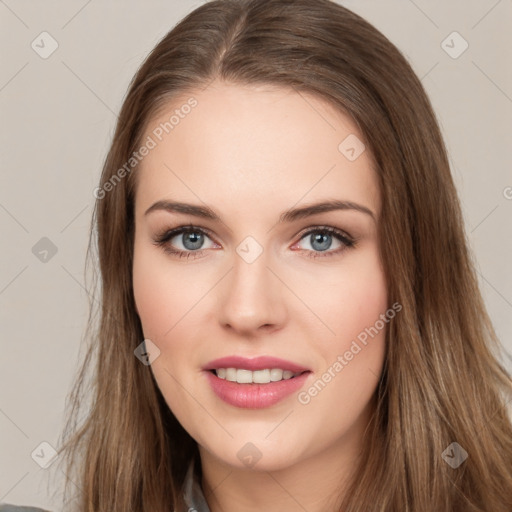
[1,0,511,509]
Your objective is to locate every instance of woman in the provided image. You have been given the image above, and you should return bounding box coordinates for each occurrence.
[3,0,510,511]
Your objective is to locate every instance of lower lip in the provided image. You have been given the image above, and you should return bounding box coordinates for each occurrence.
[204,370,311,409]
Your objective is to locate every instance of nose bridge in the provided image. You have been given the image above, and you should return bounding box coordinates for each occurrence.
[217,241,284,332]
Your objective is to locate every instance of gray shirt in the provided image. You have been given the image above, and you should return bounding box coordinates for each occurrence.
[182,457,211,512]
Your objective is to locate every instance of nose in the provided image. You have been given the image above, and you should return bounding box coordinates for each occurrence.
[216,249,286,336]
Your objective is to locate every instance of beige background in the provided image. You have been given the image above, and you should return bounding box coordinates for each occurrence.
[1,0,511,509]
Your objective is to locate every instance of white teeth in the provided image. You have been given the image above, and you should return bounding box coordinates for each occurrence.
[270,369,283,381]
[214,368,302,383]
[225,368,237,381]
[236,369,253,384]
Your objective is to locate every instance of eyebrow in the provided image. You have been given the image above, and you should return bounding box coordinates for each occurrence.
[144,199,376,223]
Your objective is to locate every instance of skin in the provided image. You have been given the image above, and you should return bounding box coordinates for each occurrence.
[132,79,388,512]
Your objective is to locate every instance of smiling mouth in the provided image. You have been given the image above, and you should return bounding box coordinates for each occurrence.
[209,368,310,384]
[205,368,312,409]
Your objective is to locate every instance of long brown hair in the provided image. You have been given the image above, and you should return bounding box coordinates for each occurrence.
[54,0,512,510]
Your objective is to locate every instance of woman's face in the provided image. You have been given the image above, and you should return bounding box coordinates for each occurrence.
[132,80,388,472]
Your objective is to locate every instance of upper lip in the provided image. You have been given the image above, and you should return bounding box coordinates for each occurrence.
[203,356,311,373]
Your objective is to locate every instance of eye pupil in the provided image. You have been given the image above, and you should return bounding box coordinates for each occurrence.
[183,231,204,250]
[310,232,332,252]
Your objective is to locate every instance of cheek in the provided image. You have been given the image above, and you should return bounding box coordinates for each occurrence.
[132,246,196,414]
[301,249,388,393]
[294,254,388,440]
[132,263,170,341]
[339,268,388,344]
[302,248,388,347]
[132,242,198,341]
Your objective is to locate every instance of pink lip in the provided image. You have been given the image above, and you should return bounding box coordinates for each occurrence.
[204,370,311,409]
[203,355,310,373]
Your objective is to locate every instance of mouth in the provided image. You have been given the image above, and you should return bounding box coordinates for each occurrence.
[208,368,310,384]
[204,368,313,409]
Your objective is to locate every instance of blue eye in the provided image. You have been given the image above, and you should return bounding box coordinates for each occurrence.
[295,227,355,259]
[153,224,356,260]
[153,225,217,259]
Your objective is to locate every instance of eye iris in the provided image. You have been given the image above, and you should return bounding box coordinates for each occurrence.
[182,231,204,250]
[311,232,332,252]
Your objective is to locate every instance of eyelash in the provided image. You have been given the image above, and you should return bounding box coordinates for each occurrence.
[152,224,356,260]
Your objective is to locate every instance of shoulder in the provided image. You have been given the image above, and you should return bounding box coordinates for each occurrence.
[0,505,50,512]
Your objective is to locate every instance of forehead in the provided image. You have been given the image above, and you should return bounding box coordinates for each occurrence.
[135,80,380,221]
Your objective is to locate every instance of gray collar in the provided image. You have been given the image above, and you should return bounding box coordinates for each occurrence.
[182,458,211,512]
